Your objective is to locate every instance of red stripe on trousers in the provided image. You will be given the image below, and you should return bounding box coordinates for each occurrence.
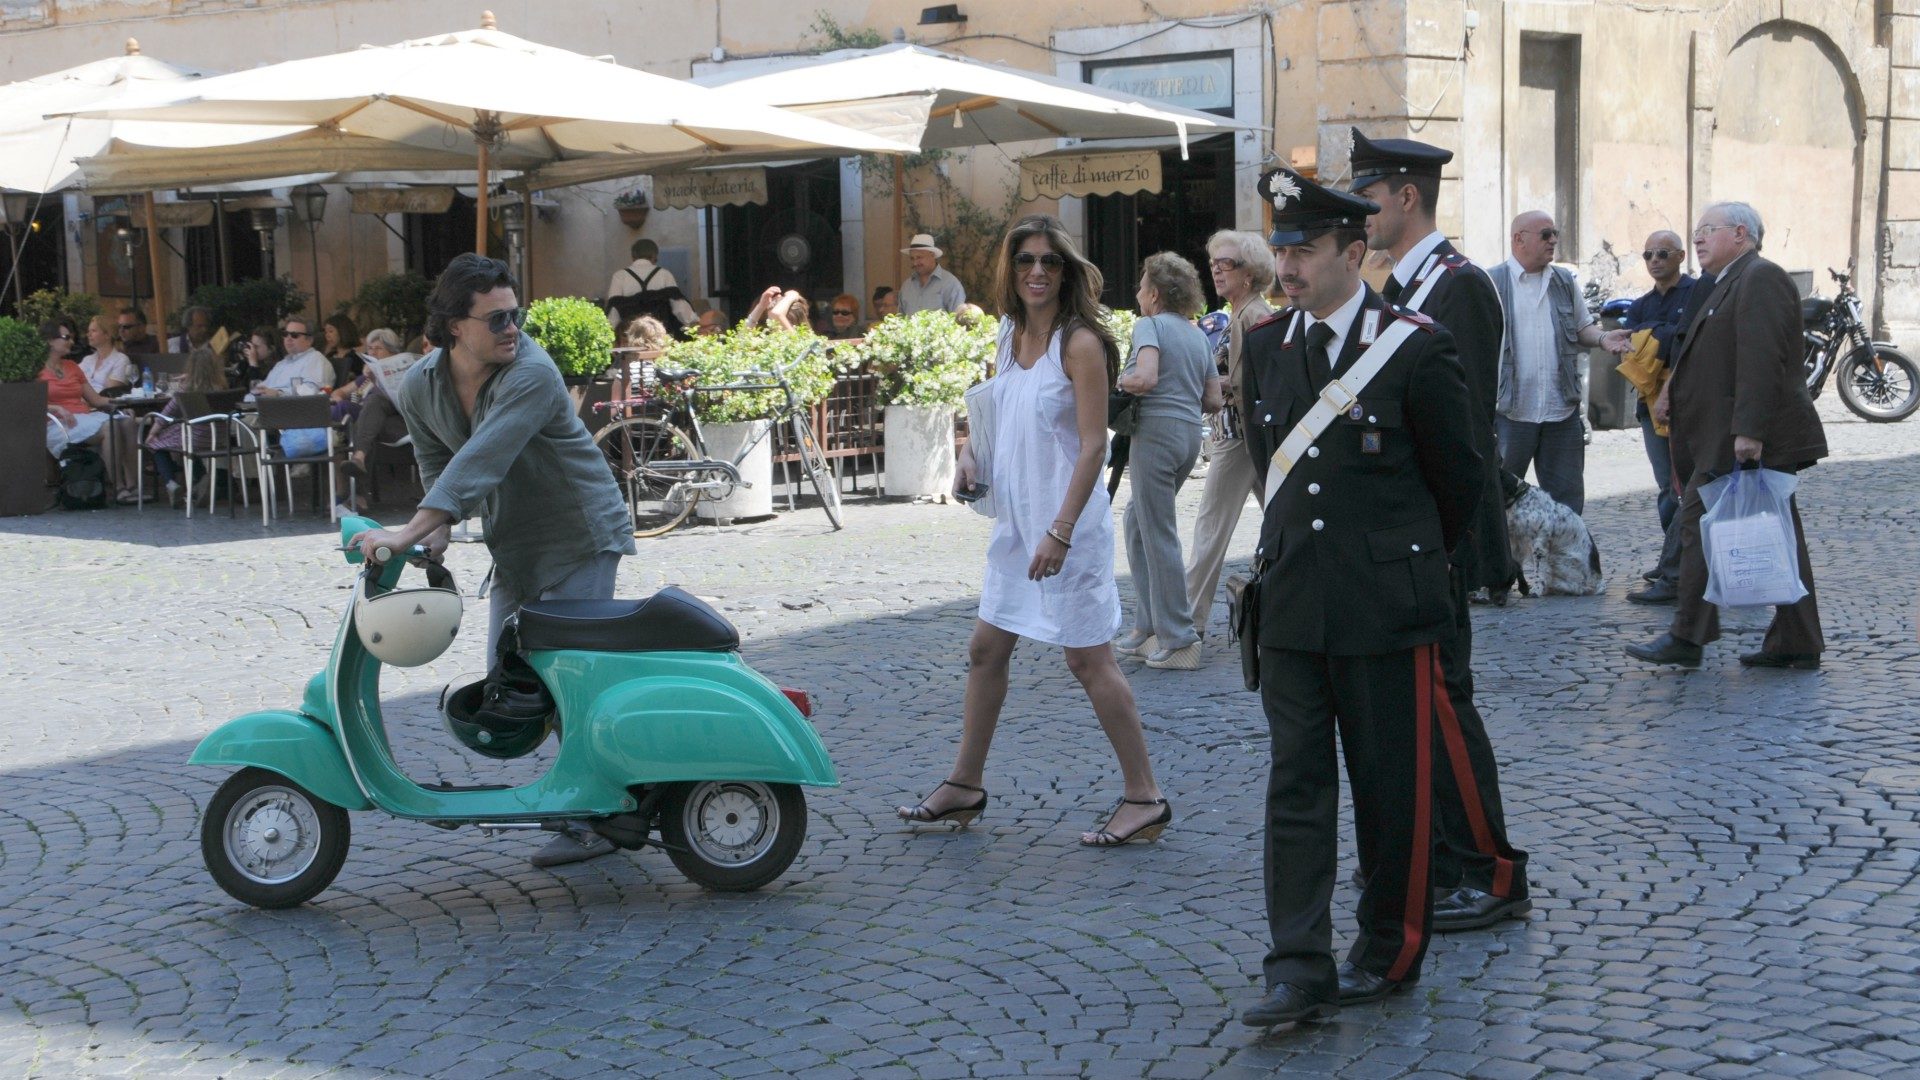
[1386,643,1435,983]
[1430,647,1516,898]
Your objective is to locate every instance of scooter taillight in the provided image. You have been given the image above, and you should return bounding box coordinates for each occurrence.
[781,687,813,716]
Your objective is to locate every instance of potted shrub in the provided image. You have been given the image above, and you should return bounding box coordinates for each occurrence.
[524,295,616,424]
[0,316,50,516]
[662,326,834,521]
[614,189,650,230]
[860,310,994,499]
[347,270,433,344]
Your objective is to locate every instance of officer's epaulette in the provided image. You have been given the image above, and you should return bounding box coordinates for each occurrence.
[1246,309,1293,333]
[1438,252,1474,270]
[1388,304,1437,331]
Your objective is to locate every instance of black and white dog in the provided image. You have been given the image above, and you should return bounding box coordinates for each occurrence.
[1500,471,1603,596]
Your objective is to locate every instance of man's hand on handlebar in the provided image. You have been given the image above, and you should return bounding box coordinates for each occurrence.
[354,510,454,565]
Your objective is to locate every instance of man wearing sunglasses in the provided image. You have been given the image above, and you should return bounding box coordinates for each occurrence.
[1610,231,1698,604]
[254,317,334,398]
[1486,212,1616,516]
[355,254,636,866]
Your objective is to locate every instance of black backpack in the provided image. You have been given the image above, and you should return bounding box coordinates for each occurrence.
[57,445,109,510]
[606,265,690,339]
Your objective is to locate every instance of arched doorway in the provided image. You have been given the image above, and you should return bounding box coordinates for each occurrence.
[1710,24,1860,289]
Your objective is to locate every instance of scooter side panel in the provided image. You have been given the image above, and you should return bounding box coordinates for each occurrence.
[189,711,374,811]
[531,651,838,788]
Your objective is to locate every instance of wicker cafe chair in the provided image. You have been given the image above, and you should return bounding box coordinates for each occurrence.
[255,394,352,522]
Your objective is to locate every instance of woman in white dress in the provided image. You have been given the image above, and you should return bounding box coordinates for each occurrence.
[897,214,1171,847]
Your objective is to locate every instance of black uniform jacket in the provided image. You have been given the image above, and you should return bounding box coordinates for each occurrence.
[1241,284,1485,657]
[1402,240,1510,592]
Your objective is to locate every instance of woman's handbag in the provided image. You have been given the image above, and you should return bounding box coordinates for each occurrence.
[1108,390,1141,435]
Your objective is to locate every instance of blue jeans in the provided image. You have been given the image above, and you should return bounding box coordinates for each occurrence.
[1496,412,1585,515]
[1637,401,1683,584]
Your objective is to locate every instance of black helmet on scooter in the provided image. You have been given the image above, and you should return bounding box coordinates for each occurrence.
[441,654,555,760]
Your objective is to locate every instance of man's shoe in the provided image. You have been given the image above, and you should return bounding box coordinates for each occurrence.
[1432,887,1533,932]
[1626,580,1678,604]
[1335,962,1417,1005]
[530,827,617,868]
[1240,983,1339,1028]
[1641,567,1661,583]
[1739,650,1821,670]
[1625,633,1701,668]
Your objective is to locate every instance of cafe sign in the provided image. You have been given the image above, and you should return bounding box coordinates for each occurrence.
[349,186,457,215]
[151,201,215,228]
[653,167,768,210]
[1019,148,1163,201]
[1086,55,1234,114]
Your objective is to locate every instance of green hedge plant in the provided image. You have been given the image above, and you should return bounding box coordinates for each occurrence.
[348,271,432,343]
[858,309,994,409]
[660,327,842,424]
[18,289,103,331]
[185,276,309,334]
[525,296,615,379]
[0,316,43,382]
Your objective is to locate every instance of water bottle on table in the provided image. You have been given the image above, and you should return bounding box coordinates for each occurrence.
[141,367,155,396]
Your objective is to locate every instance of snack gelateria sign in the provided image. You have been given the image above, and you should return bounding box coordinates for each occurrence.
[1019,148,1163,201]
[653,168,768,209]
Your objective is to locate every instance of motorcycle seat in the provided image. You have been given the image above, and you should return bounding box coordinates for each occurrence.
[1802,297,1833,324]
[516,586,740,653]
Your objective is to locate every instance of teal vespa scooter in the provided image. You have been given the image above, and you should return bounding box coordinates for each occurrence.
[190,516,837,908]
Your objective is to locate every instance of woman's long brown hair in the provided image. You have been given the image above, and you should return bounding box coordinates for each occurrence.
[992,214,1118,378]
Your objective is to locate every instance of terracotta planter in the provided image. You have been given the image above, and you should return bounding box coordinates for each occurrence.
[0,380,51,516]
[617,206,650,229]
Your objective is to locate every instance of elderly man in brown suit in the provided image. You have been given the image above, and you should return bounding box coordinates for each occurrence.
[1626,201,1828,670]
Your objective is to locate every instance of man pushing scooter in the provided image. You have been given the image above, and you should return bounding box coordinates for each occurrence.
[353,253,636,868]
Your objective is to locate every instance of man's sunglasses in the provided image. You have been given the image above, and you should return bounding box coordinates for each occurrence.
[462,307,527,335]
[1521,228,1559,242]
[1013,252,1066,271]
[282,329,312,339]
[116,323,139,332]
[1643,248,1679,261]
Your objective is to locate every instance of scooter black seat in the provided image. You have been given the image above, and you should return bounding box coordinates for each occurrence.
[515,586,740,653]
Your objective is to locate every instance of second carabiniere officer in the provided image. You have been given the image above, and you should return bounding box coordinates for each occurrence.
[1237,166,1484,1028]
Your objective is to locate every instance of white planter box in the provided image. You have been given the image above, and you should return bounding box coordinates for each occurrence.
[696,419,775,522]
[884,403,956,498]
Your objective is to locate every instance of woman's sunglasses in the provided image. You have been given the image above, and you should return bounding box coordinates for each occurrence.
[462,307,528,335]
[1013,252,1066,271]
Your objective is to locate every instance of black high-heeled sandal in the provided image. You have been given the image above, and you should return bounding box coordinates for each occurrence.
[897,780,988,828]
[1082,796,1172,846]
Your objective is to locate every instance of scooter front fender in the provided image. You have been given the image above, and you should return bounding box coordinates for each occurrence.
[189,710,373,811]
[580,672,838,788]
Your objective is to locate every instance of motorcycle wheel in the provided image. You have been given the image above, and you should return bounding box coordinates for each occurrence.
[201,767,350,909]
[1837,345,1920,423]
[660,780,806,892]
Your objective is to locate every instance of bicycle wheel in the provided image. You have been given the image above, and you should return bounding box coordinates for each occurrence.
[594,417,699,537]
[790,414,844,530]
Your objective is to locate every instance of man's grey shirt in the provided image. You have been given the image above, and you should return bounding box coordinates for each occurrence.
[395,334,635,597]
[898,265,967,316]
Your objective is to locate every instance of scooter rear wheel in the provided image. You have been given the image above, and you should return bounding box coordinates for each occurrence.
[660,781,806,892]
[201,767,351,909]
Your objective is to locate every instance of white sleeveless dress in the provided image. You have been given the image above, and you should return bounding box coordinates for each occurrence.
[977,326,1122,647]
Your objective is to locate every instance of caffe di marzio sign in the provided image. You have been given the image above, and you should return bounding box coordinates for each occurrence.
[1019,149,1163,201]
[652,168,768,210]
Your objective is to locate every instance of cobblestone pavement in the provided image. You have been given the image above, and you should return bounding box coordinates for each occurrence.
[4,395,1919,1079]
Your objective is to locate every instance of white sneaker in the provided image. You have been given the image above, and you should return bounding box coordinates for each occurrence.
[1112,631,1157,657]
[1145,642,1202,670]
[164,480,182,508]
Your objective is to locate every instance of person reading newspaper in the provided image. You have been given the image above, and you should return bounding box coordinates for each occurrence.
[340,328,420,494]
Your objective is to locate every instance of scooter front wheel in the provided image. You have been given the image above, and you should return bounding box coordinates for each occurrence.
[660,781,806,892]
[201,767,351,909]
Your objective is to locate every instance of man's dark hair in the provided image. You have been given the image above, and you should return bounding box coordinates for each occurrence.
[871,285,895,303]
[425,253,519,347]
[630,238,659,261]
[1398,174,1441,218]
[118,307,147,324]
[1332,227,1369,254]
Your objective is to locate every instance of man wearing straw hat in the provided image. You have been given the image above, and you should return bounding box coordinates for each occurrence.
[897,233,968,316]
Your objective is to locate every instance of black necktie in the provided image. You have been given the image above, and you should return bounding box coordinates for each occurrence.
[1306,321,1336,386]
[1381,275,1404,306]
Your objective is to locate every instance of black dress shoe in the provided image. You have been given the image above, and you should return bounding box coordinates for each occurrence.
[1641,567,1661,583]
[1335,961,1417,1005]
[1626,580,1678,604]
[1739,650,1820,670]
[1432,887,1533,932]
[1240,982,1339,1027]
[1625,632,1701,668]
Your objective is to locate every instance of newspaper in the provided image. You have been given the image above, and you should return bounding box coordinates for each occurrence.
[364,351,421,394]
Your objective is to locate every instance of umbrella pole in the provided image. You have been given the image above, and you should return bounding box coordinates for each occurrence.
[143,193,167,336]
[475,139,490,257]
[522,189,535,297]
[893,155,906,292]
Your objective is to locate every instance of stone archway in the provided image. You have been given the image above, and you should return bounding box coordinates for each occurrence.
[1708,22,1862,286]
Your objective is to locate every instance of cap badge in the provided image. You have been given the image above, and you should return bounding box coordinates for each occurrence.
[1270,172,1303,212]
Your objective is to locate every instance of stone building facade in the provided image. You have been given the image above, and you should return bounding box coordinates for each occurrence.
[0,0,1910,343]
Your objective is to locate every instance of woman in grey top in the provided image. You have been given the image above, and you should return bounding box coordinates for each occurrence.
[1112,252,1223,670]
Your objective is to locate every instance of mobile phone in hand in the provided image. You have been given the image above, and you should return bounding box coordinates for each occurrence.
[954,481,990,504]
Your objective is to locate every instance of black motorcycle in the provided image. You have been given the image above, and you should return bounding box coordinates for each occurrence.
[1805,267,1919,423]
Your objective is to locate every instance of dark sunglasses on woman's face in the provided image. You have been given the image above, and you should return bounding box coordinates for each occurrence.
[832,308,857,317]
[465,307,528,335]
[1642,248,1678,261]
[1209,258,1243,272]
[1013,251,1066,271]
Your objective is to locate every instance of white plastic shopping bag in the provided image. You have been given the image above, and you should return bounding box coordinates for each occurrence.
[1697,466,1808,609]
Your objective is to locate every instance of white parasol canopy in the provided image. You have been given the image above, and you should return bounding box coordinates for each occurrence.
[61,17,920,250]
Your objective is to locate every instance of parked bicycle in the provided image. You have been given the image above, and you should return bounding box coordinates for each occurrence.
[594,341,844,537]
[1805,266,1919,423]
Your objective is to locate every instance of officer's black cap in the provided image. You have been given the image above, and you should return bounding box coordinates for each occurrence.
[1258,166,1378,248]
[1346,127,1452,194]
